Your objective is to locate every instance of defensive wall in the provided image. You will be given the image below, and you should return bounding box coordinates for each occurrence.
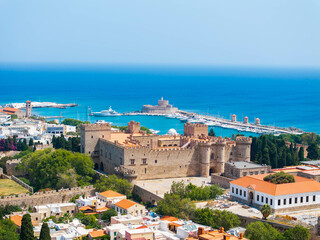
[0,185,95,207]
[10,175,34,193]
[211,173,233,188]
[133,184,163,205]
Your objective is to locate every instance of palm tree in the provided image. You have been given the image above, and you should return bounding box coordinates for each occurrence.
[260,204,272,220]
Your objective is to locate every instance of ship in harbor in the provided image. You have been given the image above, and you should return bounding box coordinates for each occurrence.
[91,106,120,117]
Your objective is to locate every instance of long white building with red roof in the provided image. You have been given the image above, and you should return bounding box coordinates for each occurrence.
[230,174,320,213]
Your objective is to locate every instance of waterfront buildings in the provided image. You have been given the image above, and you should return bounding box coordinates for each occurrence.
[230,174,320,213]
[0,107,25,118]
[80,121,252,183]
[141,97,178,114]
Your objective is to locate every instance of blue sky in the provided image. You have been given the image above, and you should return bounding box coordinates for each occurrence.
[0,0,320,68]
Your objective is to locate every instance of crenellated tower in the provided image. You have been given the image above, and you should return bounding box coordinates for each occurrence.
[79,123,111,157]
[235,136,252,162]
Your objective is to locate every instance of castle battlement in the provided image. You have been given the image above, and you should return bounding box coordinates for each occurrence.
[235,136,252,144]
[79,123,111,131]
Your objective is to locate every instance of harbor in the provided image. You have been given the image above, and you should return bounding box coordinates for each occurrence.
[88,98,304,136]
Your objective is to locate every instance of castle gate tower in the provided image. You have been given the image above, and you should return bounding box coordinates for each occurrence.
[235,137,252,162]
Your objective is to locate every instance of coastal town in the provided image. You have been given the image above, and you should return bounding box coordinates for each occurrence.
[0,100,319,240]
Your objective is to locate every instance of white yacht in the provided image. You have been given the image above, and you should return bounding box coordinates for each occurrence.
[92,106,120,117]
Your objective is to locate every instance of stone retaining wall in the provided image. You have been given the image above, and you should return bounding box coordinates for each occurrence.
[133,184,163,205]
[0,185,95,207]
[11,175,33,193]
[211,174,233,188]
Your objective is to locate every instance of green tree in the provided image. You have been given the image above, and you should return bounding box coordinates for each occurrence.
[0,219,19,240]
[19,214,34,240]
[39,222,51,240]
[61,118,90,127]
[156,194,195,220]
[245,222,280,240]
[28,138,34,146]
[263,171,295,184]
[298,147,305,162]
[307,142,319,160]
[94,175,133,197]
[280,225,311,240]
[17,148,95,191]
[260,204,272,220]
[194,208,240,231]
[101,209,117,223]
[209,129,215,137]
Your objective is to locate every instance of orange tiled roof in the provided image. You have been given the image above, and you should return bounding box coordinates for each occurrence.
[230,174,320,196]
[160,216,179,222]
[99,190,125,198]
[79,206,93,211]
[10,215,39,227]
[136,225,148,229]
[115,199,140,210]
[96,206,110,212]
[89,229,106,238]
[3,107,19,112]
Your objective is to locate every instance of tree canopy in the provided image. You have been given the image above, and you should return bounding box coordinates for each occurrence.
[0,219,19,240]
[260,204,272,220]
[61,118,90,127]
[263,171,295,184]
[17,148,96,191]
[245,222,280,240]
[170,181,223,201]
[19,214,34,240]
[280,225,311,240]
[194,208,240,231]
[52,135,80,152]
[39,222,51,240]
[94,175,133,198]
[101,209,117,223]
[156,193,196,220]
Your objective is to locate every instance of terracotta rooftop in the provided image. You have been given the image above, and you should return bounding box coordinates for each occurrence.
[10,215,38,227]
[115,199,141,210]
[89,229,106,238]
[160,216,179,222]
[230,174,320,196]
[98,190,126,198]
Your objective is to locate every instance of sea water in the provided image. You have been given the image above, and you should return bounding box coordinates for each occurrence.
[0,65,319,136]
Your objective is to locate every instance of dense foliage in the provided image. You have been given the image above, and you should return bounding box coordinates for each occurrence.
[61,118,90,127]
[263,171,295,184]
[245,222,280,240]
[74,212,100,229]
[208,129,215,137]
[101,209,117,223]
[251,135,304,168]
[19,214,34,240]
[0,136,31,152]
[52,135,80,152]
[17,148,96,191]
[170,181,223,201]
[194,208,240,231]
[156,193,196,220]
[94,175,133,198]
[280,225,311,240]
[0,205,22,218]
[245,222,311,240]
[0,219,19,240]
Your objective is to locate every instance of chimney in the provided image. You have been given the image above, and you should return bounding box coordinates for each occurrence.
[220,227,224,233]
[197,227,204,237]
[239,233,244,239]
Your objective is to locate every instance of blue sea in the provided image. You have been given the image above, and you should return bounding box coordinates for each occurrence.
[0,65,319,136]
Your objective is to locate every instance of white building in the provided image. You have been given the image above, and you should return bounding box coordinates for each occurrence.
[230,174,320,213]
[46,124,65,135]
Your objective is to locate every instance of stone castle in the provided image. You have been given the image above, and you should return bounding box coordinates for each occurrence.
[80,121,252,183]
[141,97,178,114]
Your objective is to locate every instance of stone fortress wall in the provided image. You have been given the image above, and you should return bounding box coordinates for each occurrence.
[80,121,252,183]
[0,185,95,207]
